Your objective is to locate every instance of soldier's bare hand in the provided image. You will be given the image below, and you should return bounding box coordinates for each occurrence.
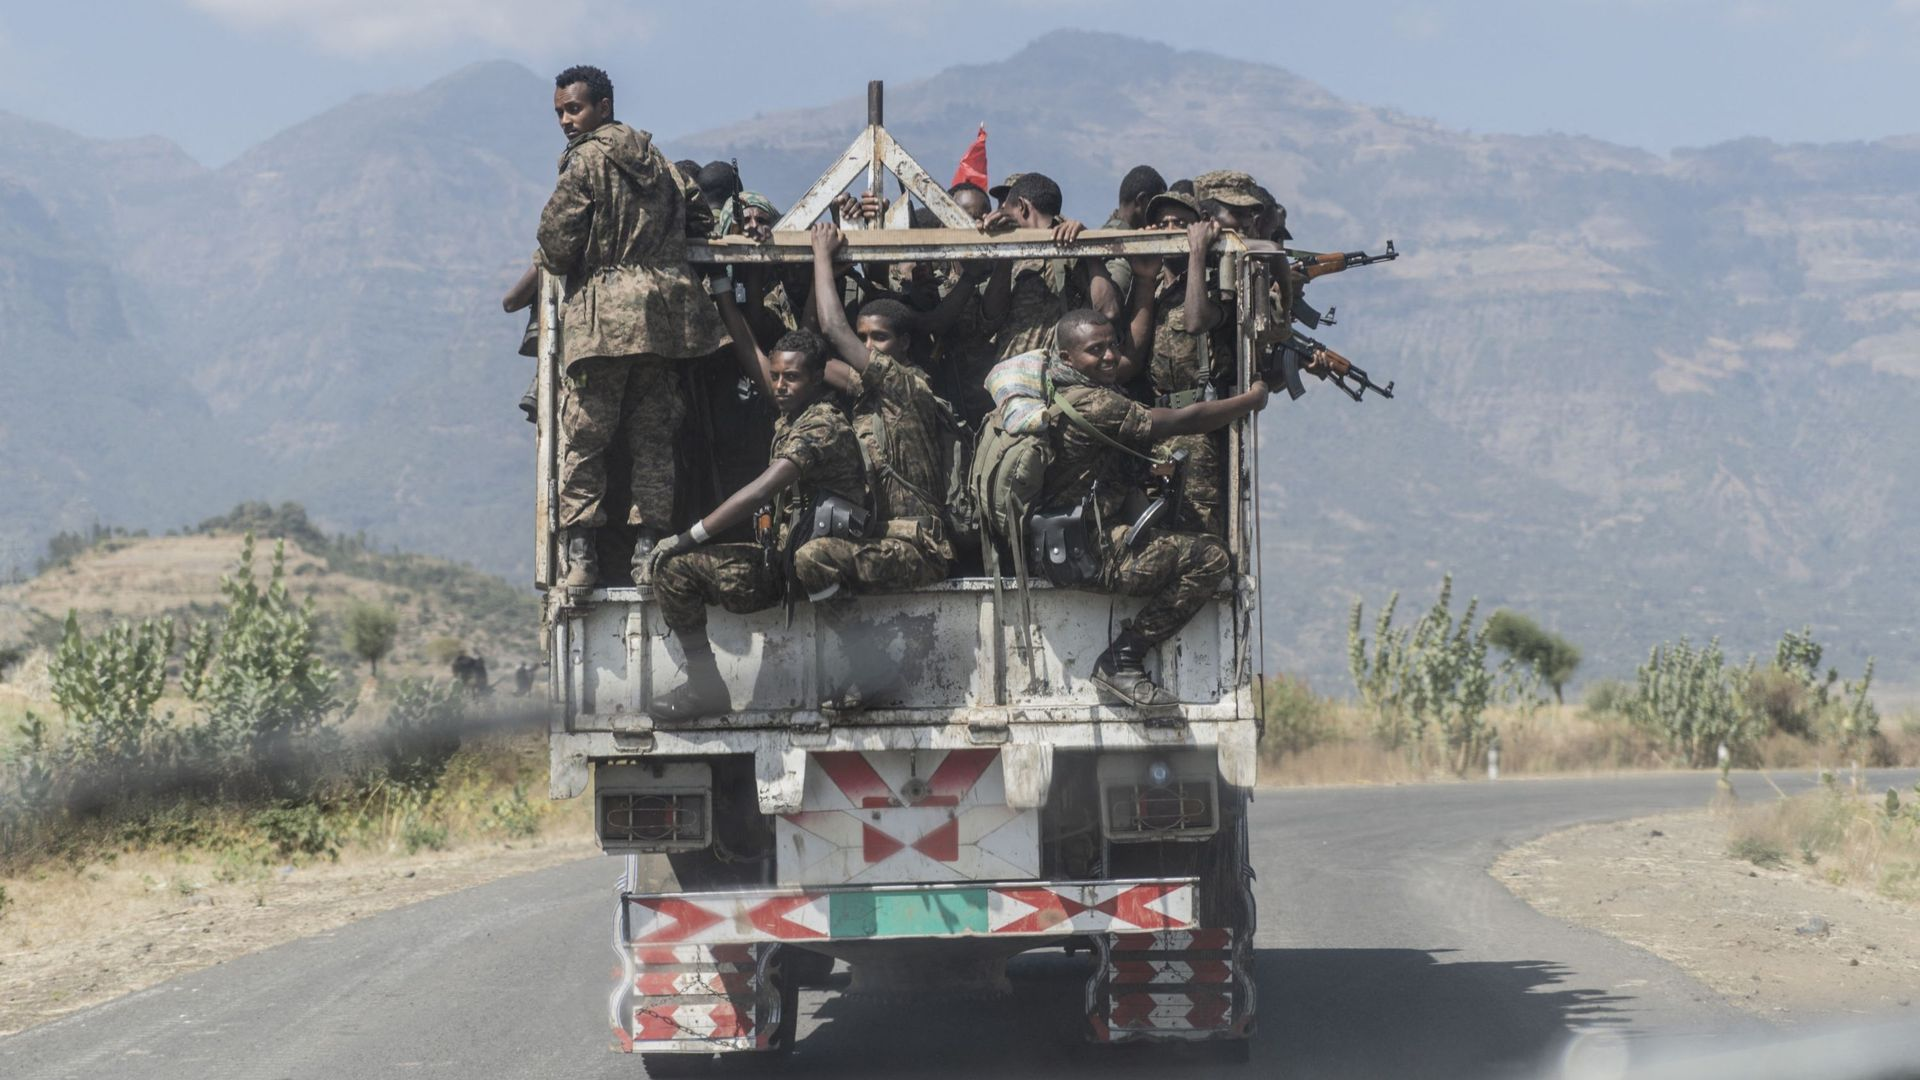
[1245,380,1271,413]
[978,207,1017,233]
[830,193,859,223]
[1187,219,1221,253]
[811,220,846,257]
[857,191,888,223]
[1053,218,1085,244]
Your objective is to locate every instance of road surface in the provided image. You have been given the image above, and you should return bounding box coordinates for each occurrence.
[5,769,1915,1080]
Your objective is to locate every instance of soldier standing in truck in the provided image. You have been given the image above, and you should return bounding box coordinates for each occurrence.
[1040,309,1268,707]
[535,64,729,588]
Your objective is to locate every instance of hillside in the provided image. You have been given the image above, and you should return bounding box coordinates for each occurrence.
[0,505,538,699]
[3,35,1918,688]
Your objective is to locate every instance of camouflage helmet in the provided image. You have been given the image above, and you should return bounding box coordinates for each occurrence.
[1193,169,1265,209]
[1146,190,1203,222]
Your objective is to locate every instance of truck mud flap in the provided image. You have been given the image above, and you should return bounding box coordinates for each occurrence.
[610,943,792,1055]
[1087,929,1255,1044]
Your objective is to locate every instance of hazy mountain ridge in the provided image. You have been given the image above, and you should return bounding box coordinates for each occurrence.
[2,34,1916,688]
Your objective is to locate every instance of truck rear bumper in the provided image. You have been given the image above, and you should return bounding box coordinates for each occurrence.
[621,877,1197,946]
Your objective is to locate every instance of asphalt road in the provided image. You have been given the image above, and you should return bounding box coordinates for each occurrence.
[5,769,1916,1080]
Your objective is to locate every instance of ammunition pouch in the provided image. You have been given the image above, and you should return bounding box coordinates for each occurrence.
[1026,501,1102,587]
[787,492,871,550]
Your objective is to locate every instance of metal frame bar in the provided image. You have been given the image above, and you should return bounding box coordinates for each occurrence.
[691,227,1219,265]
[535,271,560,588]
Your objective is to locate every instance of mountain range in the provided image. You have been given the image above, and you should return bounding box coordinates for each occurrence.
[2,32,1916,691]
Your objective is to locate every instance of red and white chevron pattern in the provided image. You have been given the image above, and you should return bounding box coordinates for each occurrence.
[614,943,770,1054]
[1091,929,1251,1044]
[775,750,1039,885]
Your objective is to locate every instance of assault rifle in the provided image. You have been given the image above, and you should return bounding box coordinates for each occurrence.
[1290,240,1397,282]
[1264,332,1395,403]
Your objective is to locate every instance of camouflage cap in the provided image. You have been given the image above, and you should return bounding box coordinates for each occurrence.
[988,172,1026,201]
[1193,169,1265,209]
[1146,190,1202,221]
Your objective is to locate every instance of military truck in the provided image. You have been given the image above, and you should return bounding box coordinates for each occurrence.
[540,85,1272,1066]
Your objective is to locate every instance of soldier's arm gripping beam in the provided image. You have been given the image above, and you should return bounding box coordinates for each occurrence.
[713,291,776,398]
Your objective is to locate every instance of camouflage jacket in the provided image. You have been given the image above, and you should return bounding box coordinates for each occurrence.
[851,351,954,558]
[993,257,1090,360]
[1040,363,1152,524]
[1101,211,1136,302]
[1147,268,1222,398]
[771,393,868,543]
[535,122,727,368]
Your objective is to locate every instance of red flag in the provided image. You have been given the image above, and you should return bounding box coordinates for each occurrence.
[951,125,988,191]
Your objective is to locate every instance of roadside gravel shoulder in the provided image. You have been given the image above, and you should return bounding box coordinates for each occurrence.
[0,827,597,1036]
[1494,808,1920,1022]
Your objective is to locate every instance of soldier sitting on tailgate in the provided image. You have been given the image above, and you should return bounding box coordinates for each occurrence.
[1037,309,1268,708]
[534,64,729,588]
[645,326,870,722]
[1118,192,1231,535]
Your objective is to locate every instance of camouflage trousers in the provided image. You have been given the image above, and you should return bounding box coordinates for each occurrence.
[558,356,686,531]
[1102,528,1231,645]
[653,543,782,637]
[791,522,948,598]
[1155,430,1223,536]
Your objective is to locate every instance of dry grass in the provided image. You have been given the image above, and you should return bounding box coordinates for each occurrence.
[1258,684,1920,787]
[1727,782,1920,904]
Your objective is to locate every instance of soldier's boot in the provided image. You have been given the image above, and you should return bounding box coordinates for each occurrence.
[629,528,664,587]
[518,374,538,424]
[648,646,729,723]
[1092,628,1180,709]
[561,527,600,589]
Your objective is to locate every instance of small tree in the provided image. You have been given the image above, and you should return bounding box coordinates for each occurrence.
[1628,637,1746,767]
[342,601,399,678]
[48,611,174,764]
[1486,610,1581,704]
[186,535,345,759]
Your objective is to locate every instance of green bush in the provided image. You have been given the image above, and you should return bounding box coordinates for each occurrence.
[251,803,341,862]
[375,680,466,793]
[1582,678,1631,716]
[1260,676,1332,756]
[49,612,174,764]
[485,784,542,840]
[1348,575,1540,773]
[402,818,450,854]
[1627,637,1747,767]
[341,601,399,678]
[187,536,347,761]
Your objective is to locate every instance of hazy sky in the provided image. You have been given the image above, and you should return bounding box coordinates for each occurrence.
[3,1,1918,166]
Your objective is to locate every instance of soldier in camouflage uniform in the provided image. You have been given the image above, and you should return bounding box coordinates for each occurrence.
[535,65,729,588]
[1039,309,1269,708]
[1119,193,1229,534]
[1192,169,1266,238]
[1099,165,1167,313]
[646,326,868,722]
[800,222,953,596]
[980,173,1106,360]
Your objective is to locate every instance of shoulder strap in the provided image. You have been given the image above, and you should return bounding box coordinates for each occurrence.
[1046,373,1163,465]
